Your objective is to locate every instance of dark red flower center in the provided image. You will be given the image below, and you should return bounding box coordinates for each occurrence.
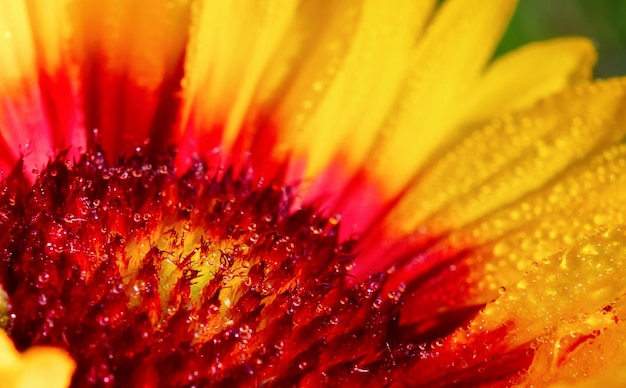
[0,148,419,387]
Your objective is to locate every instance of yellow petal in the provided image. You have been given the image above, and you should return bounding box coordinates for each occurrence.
[411,142,626,314]
[0,330,75,388]
[525,297,626,386]
[0,0,55,171]
[366,0,517,198]
[455,37,597,127]
[0,330,21,386]
[18,347,75,388]
[387,78,626,239]
[1,0,79,167]
[0,1,36,84]
[179,0,299,161]
[275,0,435,180]
[23,0,70,75]
[553,352,626,388]
[463,226,626,385]
[408,226,626,384]
[26,0,86,161]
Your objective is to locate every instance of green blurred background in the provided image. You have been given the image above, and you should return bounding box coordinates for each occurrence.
[495,0,626,78]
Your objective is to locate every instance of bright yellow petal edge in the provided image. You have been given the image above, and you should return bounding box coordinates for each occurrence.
[0,329,75,388]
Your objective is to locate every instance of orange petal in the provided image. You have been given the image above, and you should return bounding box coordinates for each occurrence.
[0,1,54,174]
[69,0,190,158]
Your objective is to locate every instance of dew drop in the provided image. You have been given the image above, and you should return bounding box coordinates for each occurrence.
[387,290,401,302]
[261,283,273,294]
[309,225,322,235]
[329,214,342,225]
[207,251,218,265]
[366,280,381,296]
[239,324,252,341]
[37,272,50,284]
[63,213,82,223]
[132,279,147,294]
[98,315,110,326]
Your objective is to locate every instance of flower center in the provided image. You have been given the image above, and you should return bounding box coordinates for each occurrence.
[0,148,408,386]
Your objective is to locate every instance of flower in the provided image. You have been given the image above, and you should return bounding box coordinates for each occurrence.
[1,0,625,386]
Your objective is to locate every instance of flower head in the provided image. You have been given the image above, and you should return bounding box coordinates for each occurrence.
[1,0,626,386]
